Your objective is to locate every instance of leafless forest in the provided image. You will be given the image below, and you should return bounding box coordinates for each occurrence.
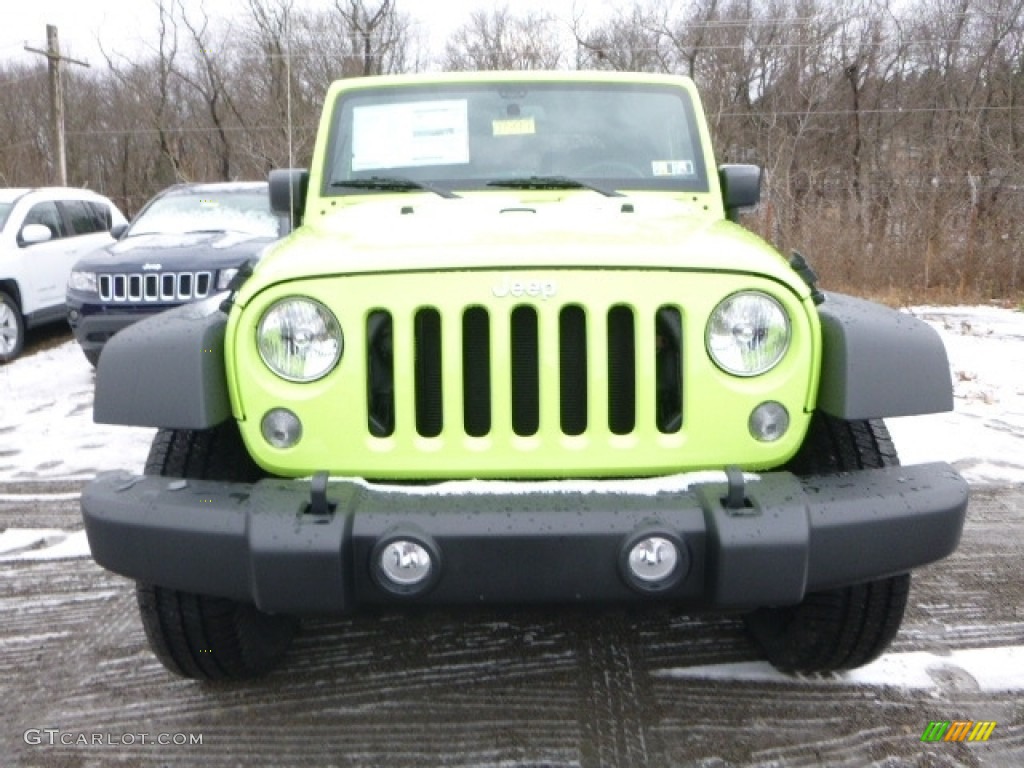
[2,0,1022,301]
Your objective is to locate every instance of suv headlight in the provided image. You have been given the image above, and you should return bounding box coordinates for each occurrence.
[216,267,239,291]
[257,298,342,382]
[706,291,790,376]
[68,270,97,292]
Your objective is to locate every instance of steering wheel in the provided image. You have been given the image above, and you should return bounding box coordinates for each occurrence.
[576,161,646,179]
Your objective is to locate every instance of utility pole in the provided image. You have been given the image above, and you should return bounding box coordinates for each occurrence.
[25,25,90,186]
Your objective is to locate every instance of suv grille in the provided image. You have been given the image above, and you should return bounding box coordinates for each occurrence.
[365,304,683,440]
[97,271,213,302]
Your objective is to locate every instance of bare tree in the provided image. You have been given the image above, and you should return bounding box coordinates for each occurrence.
[175,1,237,180]
[444,6,565,70]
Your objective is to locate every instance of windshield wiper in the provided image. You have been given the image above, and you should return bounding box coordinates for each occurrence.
[331,176,460,199]
[485,176,624,198]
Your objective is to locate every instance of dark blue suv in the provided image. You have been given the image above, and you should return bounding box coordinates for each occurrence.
[67,182,284,365]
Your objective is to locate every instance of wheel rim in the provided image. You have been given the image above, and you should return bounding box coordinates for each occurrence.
[0,302,18,355]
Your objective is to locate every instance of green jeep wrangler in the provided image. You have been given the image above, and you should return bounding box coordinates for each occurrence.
[82,71,968,681]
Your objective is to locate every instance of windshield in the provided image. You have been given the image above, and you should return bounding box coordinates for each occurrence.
[324,81,708,195]
[0,202,12,232]
[128,188,280,237]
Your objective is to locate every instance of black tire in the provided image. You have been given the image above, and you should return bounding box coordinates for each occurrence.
[743,413,911,673]
[0,290,26,364]
[137,421,298,680]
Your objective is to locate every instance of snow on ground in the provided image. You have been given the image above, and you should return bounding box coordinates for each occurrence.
[657,645,1024,692]
[0,342,154,482]
[886,305,1024,486]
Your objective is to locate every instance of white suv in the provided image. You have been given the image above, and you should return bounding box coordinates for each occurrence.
[0,187,127,362]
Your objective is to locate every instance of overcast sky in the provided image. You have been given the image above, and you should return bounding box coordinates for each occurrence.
[1,0,600,69]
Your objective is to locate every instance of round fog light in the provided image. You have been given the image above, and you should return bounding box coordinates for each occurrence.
[261,408,302,448]
[627,537,679,584]
[379,539,433,589]
[749,401,789,442]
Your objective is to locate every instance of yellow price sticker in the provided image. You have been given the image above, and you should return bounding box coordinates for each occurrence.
[492,117,536,136]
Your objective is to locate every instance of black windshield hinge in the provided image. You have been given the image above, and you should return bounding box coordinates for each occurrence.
[789,251,825,305]
[218,259,256,313]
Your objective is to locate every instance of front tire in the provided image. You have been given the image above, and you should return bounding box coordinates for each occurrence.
[743,413,911,673]
[137,422,298,680]
[0,291,25,363]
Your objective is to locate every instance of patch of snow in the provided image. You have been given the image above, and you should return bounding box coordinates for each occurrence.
[0,492,81,502]
[355,470,760,497]
[656,645,1024,692]
[0,527,66,555]
[0,528,92,560]
[0,340,154,482]
[887,305,1024,486]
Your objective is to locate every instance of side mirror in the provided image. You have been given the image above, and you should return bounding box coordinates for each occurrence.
[110,223,129,239]
[719,164,761,222]
[19,223,53,245]
[269,168,309,229]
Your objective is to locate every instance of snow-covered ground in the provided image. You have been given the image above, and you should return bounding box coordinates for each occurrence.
[887,305,1024,485]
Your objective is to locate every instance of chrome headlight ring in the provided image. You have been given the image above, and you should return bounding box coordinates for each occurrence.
[706,291,791,376]
[257,297,343,382]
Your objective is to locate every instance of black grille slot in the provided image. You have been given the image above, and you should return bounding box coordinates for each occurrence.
[656,306,683,433]
[414,309,443,438]
[510,306,539,436]
[607,305,636,435]
[196,273,211,296]
[161,274,175,299]
[145,274,158,298]
[366,311,394,437]
[462,307,491,437]
[559,306,588,435]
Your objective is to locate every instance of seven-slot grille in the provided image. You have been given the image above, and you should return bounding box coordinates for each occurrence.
[365,304,683,439]
[97,271,213,302]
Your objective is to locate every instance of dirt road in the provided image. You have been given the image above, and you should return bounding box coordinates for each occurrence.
[1,480,1021,767]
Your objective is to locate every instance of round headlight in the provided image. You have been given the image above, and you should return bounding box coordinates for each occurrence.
[706,292,790,376]
[257,298,342,382]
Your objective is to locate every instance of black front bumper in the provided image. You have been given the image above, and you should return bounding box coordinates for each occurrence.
[81,463,968,615]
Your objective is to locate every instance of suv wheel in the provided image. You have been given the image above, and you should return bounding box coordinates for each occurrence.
[743,414,911,673]
[137,422,298,680]
[0,291,25,363]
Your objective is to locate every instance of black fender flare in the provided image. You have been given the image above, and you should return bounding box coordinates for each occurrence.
[816,293,953,419]
[93,297,231,429]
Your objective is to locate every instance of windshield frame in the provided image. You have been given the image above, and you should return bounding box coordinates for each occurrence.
[321,80,710,199]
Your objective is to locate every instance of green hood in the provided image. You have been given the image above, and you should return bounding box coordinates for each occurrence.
[238,194,808,305]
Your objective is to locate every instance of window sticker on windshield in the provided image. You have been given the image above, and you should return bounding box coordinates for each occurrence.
[352,100,469,171]
[492,117,536,136]
[652,160,696,177]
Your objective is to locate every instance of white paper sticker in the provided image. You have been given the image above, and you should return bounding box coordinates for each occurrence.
[352,100,470,171]
[652,160,696,177]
